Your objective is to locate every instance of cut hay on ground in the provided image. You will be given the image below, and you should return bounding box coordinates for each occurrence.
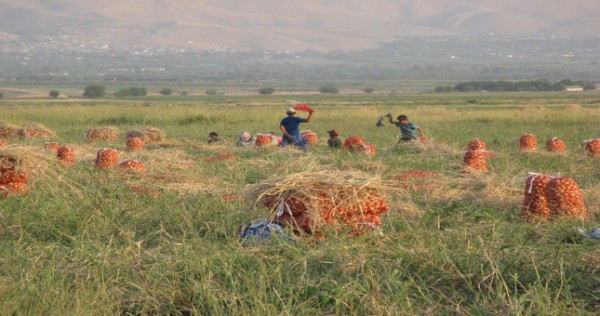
[126,128,165,143]
[521,104,545,111]
[85,127,119,142]
[122,148,230,195]
[561,104,583,111]
[17,123,57,138]
[0,122,22,137]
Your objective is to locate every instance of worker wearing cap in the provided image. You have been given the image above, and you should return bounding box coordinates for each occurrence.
[280,107,314,149]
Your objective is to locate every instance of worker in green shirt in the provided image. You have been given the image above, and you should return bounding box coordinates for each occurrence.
[387,114,427,143]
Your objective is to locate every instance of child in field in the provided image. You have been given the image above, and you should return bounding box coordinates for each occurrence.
[388,114,426,143]
[327,130,343,148]
[237,131,255,147]
[208,132,221,144]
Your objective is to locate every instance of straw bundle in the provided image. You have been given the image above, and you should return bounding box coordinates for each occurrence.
[125,128,165,143]
[245,170,393,236]
[17,123,57,138]
[85,127,119,142]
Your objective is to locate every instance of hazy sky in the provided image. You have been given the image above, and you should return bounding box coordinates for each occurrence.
[2,0,599,50]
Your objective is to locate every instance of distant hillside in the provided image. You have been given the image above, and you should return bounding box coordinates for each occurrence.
[1,0,599,51]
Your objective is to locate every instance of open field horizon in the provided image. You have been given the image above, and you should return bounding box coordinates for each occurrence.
[0,93,598,314]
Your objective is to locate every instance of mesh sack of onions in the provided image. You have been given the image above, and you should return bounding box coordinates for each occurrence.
[254,134,273,147]
[521,174,551,222]
[546,137,566,152]
[57,146,75,166]
[95,148,119,169]
[467,139,486,150]
[0,150,29,197]
[343,137,376,155]
[119,160,146,173]
[0,139,8,148]
[301,130,318,144]
[519,134,537,151]
[44,142,60,152]
[584,139,600,157]
[463,150,487,172]
[546,177,587,220]
[126,137,145,150]
[245,170,392,237]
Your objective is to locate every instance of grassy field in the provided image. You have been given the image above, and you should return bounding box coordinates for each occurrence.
[0,93,599,315]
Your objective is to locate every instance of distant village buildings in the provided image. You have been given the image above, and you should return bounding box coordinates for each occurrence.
[564,85,584,92]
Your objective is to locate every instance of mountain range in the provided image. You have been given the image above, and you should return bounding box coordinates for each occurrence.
[1,0,599,51]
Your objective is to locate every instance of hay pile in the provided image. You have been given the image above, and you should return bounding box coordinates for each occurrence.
[0,146,76,197]
[17,123,57,138]
[245,170,395,236]
[0,122,22,137]
[126,128,165,143]
[85,127,119,142]
[124,148,227,196]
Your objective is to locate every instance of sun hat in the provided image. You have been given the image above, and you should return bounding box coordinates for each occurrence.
[286,108,297,115]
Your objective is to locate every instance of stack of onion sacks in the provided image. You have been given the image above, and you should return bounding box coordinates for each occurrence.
[521,173,587,222]
[546,137,566,152]
[519,134,537,151]
[584,139,600,157]
[462,138,494,172]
